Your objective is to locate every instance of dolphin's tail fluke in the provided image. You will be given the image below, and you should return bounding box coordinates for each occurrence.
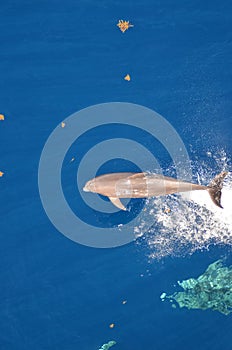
[208,172,228,208]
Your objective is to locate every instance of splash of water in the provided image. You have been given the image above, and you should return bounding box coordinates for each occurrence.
[135,150,232,259]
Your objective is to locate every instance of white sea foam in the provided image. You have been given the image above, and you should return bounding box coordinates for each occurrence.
[134,150,232,259]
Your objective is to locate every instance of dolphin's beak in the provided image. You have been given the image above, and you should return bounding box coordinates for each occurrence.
[83,181,90,192]
[83,180,95,192]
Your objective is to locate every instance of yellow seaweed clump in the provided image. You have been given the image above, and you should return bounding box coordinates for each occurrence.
[117,20,133,33]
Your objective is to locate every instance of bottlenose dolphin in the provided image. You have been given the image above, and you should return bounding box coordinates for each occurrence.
[83,172,228,211]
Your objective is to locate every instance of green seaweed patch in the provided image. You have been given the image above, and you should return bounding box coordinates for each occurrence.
[98,340,116,350]
[161,260,232,315]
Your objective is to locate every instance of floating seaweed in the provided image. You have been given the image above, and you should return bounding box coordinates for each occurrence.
[161,260,232,315]
[117,20,133,33]
[124,74,131,81]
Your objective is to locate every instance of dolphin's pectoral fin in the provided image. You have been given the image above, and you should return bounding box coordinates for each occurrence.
[109,197,127,211]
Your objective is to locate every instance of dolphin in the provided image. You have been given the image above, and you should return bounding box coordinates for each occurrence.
[83,171,228,211]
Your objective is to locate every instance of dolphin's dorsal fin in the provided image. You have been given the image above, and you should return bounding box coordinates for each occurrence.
[129,172,147,179]
[109,197,127,211]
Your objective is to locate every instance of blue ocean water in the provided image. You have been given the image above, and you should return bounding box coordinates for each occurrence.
[1,0,232,349]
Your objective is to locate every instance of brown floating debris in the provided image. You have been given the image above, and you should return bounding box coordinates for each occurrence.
[117,20,133,33]
[124,74,131,81]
